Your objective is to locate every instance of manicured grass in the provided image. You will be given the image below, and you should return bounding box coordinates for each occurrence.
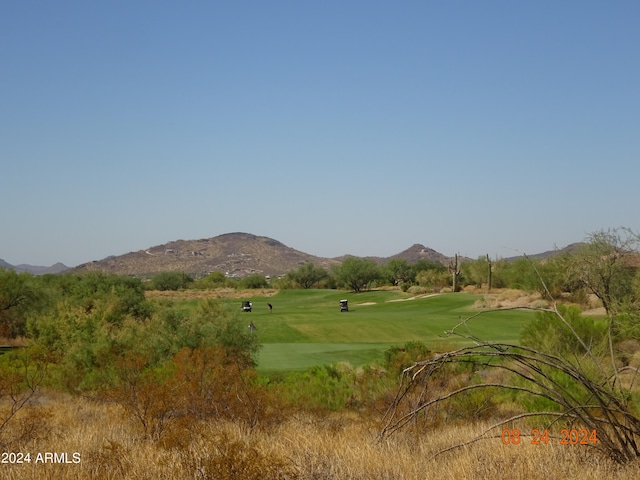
[224,289,536,372]
[257,342,393,372]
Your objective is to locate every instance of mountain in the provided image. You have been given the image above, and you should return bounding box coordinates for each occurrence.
[389,243,460,265]
[0,259,70,275]
[14,262,70,275]
[8,234,582,278]
[504,243,586,262]
[72,232,339,278]
[69,234,479,278]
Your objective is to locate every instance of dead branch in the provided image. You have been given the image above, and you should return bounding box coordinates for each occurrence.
[380,304,640,463]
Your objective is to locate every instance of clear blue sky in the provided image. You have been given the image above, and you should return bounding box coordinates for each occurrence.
[2,1,639,267]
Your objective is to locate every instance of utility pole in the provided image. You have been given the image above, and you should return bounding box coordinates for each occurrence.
[486,254,492,292]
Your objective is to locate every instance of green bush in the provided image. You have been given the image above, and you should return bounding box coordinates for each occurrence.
[384,341,431,374]
[0,269,42,338]
[276,365,353,412]
[28,289,260,392]
[520,304,607,356]
[150,271,193,291]
[194,271,229,289]
[239,274,269,289]
[286,263,329,289]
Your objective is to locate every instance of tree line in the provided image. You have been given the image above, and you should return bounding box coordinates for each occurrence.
[3,227,640,340]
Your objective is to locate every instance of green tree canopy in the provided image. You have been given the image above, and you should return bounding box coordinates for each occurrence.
[150,271,193,291]
[195,271,228,289]
[567,228,640,317]
[0,269,40,337]
[383,259,414,286]
[240,274,269,289]
[332,257,381,293]
[287,263,329,289]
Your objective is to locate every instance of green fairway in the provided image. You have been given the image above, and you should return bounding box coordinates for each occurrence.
[226,290,536,372]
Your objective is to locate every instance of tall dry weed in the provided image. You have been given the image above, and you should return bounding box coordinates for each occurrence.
[1,395,640,479]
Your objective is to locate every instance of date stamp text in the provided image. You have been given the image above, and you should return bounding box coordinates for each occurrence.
[501,429,597,445]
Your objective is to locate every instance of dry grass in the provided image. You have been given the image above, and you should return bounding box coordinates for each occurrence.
[145,288,278,301]
[2,393,640,479]
[470,289,609,317]
[471,289,545,310]
[0,336,29,347]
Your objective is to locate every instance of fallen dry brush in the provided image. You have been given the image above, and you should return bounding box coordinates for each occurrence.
[380,303,640,464]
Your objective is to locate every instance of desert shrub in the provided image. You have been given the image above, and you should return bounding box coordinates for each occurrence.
[276,365,354,412]
[28,296,260,393]
[616,339,640,367]
[193,270,228,289]
[384,341,431,375]
[567,287,589,307]
[108,345,273,440]
[611,311,640,342]
[29,304,147,391]
[192,299,260,365]
[530,299,549,309]
[383,302,640,464]
[140,305,189,363]
[272,361,398,414]
[84,439,132,479]
[346,363,395,412]
[269,275,297,289]
[150,271,193,291]
[520,304,608,356]
[380,356,505,432]
[171,346,268,425]
[0,269,42,338]
[240,274,269,289]
[107,352,180,440]
[441,384,500,422]
[406,285,429,295]
[66,272,152,320]
[183,431,297,480]
[415,269,450,290]
[0,346,51,449]
[318,274,338,290]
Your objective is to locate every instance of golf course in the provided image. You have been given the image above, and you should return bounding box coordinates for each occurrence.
[220,289,536,372]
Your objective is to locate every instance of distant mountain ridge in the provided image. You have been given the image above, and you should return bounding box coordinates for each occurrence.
[5,233,581,278]
[0,260,69,275]
[72,232,338,278]
[390,243,459,264]
[503,243,586,262]
[70,232,473,278]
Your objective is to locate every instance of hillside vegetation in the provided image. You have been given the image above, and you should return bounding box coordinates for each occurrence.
[71,232,338,277]
[69,231,461,278]
[1,227,640,478]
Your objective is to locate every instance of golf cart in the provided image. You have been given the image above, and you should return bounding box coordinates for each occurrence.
[340,299,348,312]
[242,301,252,312]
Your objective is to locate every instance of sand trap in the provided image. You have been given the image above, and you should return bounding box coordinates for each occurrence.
[386,293,441,302]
